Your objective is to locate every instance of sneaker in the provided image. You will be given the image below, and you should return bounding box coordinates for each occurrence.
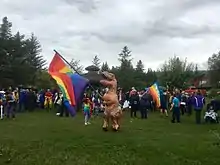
[85,122,88,125]
[87,122,91,125]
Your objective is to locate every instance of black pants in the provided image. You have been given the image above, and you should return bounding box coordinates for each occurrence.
[140,106,148,119]
[180,104,186,115]
[130,104,138,118]
[59,105,69,117]
[172,107,180,123]
[187,105,192,115]
[195,109,202,124]
[18,102,24,112]
[54,103,59,113]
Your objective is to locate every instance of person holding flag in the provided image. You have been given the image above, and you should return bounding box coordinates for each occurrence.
[48,51,89,116]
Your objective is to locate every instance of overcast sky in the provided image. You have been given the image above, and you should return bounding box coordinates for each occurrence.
[1,0,220,70]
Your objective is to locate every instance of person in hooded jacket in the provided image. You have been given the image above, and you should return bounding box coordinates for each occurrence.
[160,91,168,117]
[193,91,205,124]
[139,90,151,119]
[187,93,194,116]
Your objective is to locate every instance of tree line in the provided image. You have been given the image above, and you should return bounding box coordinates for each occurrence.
[0,17,220,90]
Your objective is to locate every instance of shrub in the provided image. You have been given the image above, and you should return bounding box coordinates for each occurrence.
[207,88,220,99]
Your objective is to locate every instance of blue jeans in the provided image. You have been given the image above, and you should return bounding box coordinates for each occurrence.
[84,110,90,123]
[172,107,180,122]
[6,103,15,118]
[94,106,99,116]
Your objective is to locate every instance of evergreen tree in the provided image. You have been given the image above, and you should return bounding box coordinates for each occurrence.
[208,51,220,87]
[0,17,46,87]
[115,46,135,90]
[194,64,199,76]
[0,17,12,39]
[24,33,46,83]
[146,68,157,86]
[92,55,101,68]
[101,62,110,72]
[70,58,84,74]
[135,60,144,72]
[118,46,133,70]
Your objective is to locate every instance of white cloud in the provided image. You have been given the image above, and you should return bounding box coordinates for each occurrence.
[1,0,220,70]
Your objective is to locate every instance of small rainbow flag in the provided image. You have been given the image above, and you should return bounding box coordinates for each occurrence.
[149,82,161,108]
[48,53,88,116]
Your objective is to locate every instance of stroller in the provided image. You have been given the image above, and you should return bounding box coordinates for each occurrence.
[204,105,219,123]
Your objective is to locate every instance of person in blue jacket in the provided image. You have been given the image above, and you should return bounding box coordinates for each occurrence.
[18,88,27,112]
[160,90,168,117]
[170,93,181,123]
[193,91,205,124]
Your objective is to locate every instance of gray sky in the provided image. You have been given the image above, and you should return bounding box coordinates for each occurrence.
[1,0,220,70]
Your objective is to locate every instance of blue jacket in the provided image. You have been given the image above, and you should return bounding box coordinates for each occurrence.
[193,95,205,110]
[19,90,26,103]
[187,96,194,106]
[140,93,151,108]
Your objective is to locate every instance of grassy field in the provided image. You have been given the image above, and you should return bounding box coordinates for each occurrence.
[0,110,220,165]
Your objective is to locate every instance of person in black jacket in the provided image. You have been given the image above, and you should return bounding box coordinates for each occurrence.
[139,91,151,119]
[129,90,140,118]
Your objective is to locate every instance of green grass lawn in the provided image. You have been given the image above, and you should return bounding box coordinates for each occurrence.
[0,110,220,165]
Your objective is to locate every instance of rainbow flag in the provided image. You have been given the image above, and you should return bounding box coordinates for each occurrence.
[149,82,161,108]
[48,53,89,116]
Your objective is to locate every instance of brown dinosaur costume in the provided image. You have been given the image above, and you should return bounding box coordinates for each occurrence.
[100,71,122,131]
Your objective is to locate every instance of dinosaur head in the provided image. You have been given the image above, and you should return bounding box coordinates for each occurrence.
[102,71,115,81]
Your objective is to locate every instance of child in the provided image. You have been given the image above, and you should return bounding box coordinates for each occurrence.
[83,98,91,125]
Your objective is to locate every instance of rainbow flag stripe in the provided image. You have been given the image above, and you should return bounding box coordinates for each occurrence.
[149,82,161,108]
[48,53,88,116]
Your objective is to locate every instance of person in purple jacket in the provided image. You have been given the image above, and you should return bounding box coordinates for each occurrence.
[193,91,205,124]
[187,93,194,116]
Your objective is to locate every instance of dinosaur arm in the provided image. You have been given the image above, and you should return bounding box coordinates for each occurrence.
[100,80,112,86]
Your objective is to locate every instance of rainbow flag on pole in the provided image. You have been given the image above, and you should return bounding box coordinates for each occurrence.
[48,53,89,116]
[149,82,161,108]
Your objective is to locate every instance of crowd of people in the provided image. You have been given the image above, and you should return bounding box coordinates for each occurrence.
[0,86,219,125]
[125,87,219,124]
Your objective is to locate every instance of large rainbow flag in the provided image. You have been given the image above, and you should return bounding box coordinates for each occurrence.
[48,53,89,116]
[148,82,161,108]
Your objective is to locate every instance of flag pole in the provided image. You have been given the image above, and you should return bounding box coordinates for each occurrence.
[53,50,81,75]
[53,50,103,97]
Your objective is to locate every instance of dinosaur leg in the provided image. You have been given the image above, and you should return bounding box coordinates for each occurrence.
[116,109,123,129]
[112,108,122,131]
[111,116,118,131]
[102,111,109,131]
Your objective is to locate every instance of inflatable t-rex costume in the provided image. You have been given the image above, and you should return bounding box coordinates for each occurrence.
[100,71,122,131]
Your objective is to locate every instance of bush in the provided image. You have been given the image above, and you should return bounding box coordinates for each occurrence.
[207,88,220,99]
